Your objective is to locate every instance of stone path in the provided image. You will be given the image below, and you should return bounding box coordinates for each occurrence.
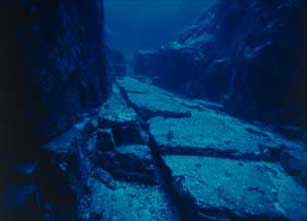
[116,77,307,221]
[42,77,307,221]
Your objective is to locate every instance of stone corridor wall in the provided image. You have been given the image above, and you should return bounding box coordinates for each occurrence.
[18,0,107,142]
[0,1,107,220]
[134,0,307,126]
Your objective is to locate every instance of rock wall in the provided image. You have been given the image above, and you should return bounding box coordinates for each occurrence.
[18,0,107,142]
[134,0,307,126]
[0,1,107,220]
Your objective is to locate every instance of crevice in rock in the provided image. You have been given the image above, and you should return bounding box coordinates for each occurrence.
[116,80,188,221]
[115,78,307,221]
[147,135,199,221]
[157,146,282,163]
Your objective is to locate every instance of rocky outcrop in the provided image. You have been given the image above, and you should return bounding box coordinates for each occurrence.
[133,0,307,126]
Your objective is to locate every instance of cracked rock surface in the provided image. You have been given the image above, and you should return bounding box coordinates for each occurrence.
[162,155,307,221]
[117,77,307,221]
[38,77,306,221]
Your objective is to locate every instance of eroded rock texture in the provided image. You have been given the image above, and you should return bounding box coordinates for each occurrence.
[134,0,307,126]
[0,1,107,220]
[39,84,180,221]
[6,77,304,221]
[18,0,107,142]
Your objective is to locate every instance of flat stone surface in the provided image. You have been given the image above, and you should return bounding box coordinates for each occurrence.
[117,77,297,161]
[42,77,307,221]
[162,155,307,221]
[149,111,288,160]
[88,178,180,221]
[117,77,192,119]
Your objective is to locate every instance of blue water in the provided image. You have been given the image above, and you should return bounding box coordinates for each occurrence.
[104,0,216,57]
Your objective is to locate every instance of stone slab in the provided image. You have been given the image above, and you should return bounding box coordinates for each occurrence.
[162,155,307,221]
[149,111,288,161]
[117,77,192,119]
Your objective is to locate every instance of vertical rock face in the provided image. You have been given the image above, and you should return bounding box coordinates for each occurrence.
[0,1,107,220]
[18,0,107,142]
[0,0,107,172]
[134,0,307,126]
